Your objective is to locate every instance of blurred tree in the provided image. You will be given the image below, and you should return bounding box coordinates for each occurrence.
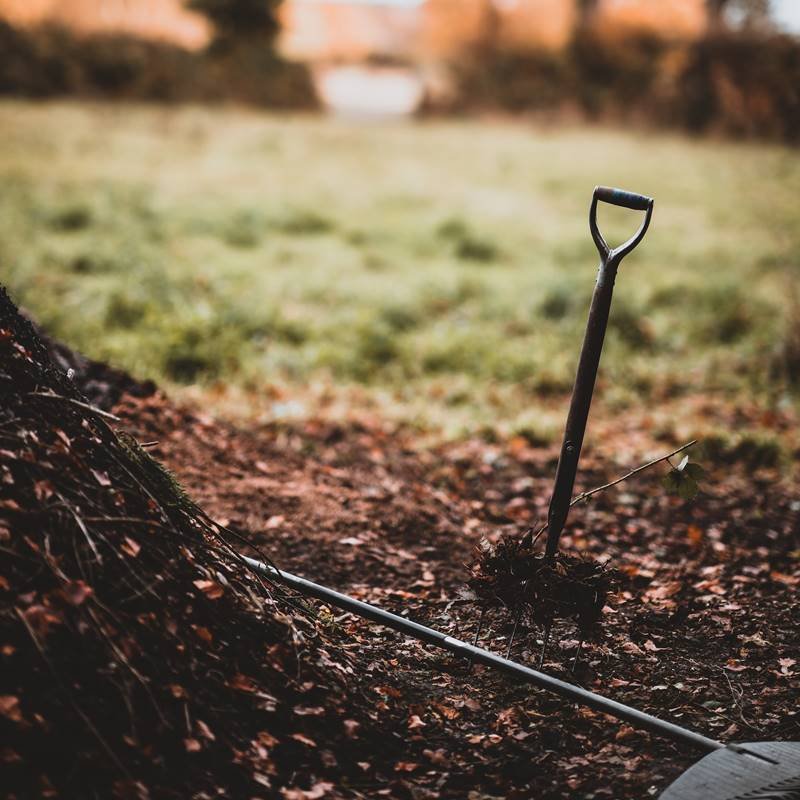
[576,0,600,23]
[187,0,282,48]
[183,0,314,108]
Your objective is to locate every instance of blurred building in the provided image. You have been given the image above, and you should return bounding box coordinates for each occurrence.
[279,0,577,61]
[279,0,710,114]
[0,0,712,115]
[280,0,708,63]
[4,1,799,54]
[591,0,706,39]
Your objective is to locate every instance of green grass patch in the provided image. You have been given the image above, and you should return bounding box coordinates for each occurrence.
[1,101,798,437]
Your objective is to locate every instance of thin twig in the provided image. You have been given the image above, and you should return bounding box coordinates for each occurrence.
[526,440,698,548]
[472,607,486,649]
[538,621,552,669]
[85,606,166,726]
[28,392,121,422]
[569,440,697,507]
[570,638,583,673]
[720,667,756,730]
[82,516,169,528]
[60,495,102,565]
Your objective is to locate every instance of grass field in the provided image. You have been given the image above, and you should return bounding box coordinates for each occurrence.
[1,101,799,446]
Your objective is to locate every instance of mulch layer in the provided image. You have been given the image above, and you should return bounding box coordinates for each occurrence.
[115,388,799,799]
[3,283,799,798]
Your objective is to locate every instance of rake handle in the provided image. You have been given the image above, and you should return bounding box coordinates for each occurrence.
[244,556,722,754]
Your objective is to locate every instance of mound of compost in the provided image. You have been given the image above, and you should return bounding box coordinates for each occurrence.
[0,287,385,799]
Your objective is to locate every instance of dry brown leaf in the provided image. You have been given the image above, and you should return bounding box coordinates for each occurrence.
[0,695,22,722]
[62,580,93,606]
[193,579,224,600]
[281,782,334,800]
[192,625,212,644]
[121,537,141,558]
[229,673,257,692]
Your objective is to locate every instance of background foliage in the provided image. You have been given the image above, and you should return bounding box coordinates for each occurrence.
[0,19,316,108]
[1,13,799,142]
[453,27,800,143]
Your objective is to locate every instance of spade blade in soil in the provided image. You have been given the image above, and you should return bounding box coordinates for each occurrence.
[660,741,800,799]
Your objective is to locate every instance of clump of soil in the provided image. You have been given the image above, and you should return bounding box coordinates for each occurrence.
[469,535,617,637]
[0,286,386,799]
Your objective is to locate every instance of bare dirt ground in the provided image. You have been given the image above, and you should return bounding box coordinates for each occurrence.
[114,389,800,799]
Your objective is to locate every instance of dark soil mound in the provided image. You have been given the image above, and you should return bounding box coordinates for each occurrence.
[0,286,382,798]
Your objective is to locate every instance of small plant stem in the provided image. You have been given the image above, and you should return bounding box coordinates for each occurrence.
[472,607,486,649]
[571,638,584,673]
[16,607,130,778]
[28,391,121,422]
[469,607,487,671]
[538,622,552,669]
[506,608,522,659]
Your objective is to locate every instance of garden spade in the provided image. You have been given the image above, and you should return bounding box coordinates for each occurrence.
[545,186,654,557]
[244,555,800,799]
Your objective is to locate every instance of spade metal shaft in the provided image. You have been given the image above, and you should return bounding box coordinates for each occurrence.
[545,187,654,557]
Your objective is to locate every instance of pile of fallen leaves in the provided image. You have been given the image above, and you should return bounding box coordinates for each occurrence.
[0,287,388,799]
[469,535,617,638]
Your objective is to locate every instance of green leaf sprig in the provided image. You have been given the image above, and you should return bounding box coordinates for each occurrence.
[662,454,705,500]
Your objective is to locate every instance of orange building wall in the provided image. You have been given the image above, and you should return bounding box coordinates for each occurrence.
[594,0,707,39]
[492,0,577,51]
[281,0,493,61]
[281,0,705,63]
[281,0,578,62]
[281,1,425,60]
[418,0,493,58]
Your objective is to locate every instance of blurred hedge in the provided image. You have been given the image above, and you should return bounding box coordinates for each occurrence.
[0,21,316,108]
[2,19,797,143]
[451,27,800,143]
